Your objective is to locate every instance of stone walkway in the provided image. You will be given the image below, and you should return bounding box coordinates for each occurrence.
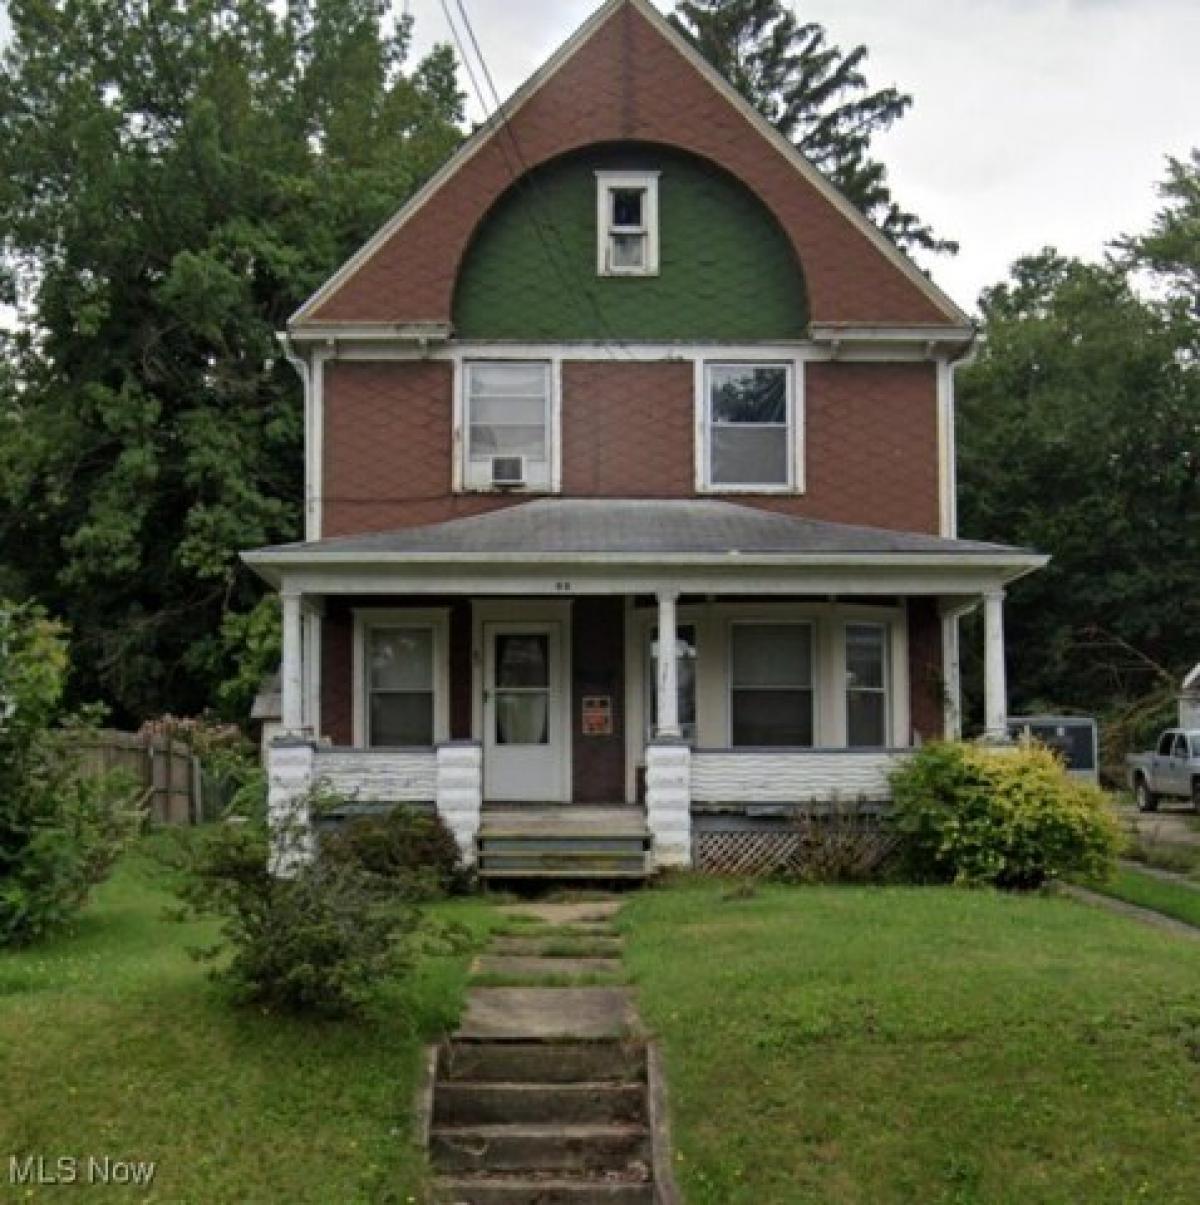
[427,898,677,1203]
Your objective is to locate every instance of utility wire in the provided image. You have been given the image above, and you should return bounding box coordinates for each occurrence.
[440,0,632,360]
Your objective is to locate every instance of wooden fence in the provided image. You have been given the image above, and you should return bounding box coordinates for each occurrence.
[75,730,234,826]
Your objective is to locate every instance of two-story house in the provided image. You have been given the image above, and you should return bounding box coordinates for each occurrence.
[244,0,1045,877]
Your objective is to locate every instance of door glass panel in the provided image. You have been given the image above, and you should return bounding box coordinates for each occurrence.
[495,693,549,745]
[847,692,886,748]
[496,634,549,688]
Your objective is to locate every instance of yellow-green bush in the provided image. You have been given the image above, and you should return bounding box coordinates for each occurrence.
[890,741,1121,889]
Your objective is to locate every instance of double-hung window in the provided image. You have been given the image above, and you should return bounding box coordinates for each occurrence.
[704,363,794,490]
[366,626,435,747]
[463,361,552,491]
[596,171,659,276]
[845,623,889,748]
[729,623,814,746]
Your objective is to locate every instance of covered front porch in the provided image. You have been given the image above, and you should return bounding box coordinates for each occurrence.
[244,500,1045,874]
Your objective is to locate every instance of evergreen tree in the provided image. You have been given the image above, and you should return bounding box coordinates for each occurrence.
[671,0,955,256]
[0,0,463,722]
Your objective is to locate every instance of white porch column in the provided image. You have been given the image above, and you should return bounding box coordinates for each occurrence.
[655,588,681,738]
[281,589,304,733]
[983,589,1008,741]
[645,741,691,868]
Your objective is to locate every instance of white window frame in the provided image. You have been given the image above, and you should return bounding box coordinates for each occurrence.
[843,621,891,749]
[727,619,817,748]
[696,360,803,494]
[352,608,450,749]
[455,359,560,494]
[595,171,660,277]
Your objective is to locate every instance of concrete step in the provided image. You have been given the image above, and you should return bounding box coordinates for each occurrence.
[439,1040,646,1085]
[473,955,624,979]
[434,1175,653,1204]
[478,853,649,876]
[430,1123,651,1176]
[434,1081,646,1126]
[488,936,625,957]
[478,867,650,880]
[480,836,649,854]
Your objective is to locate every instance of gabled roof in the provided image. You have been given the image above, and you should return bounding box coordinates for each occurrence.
[291,0,969,333]
[245,498,1040,567]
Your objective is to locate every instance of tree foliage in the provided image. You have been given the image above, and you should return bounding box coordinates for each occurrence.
[957,157,1200,730]
[0,600,143,945]
[671,0,954,256]
[0,1,463,722]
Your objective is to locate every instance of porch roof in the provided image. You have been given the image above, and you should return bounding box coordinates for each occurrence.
[243,499,1045,592]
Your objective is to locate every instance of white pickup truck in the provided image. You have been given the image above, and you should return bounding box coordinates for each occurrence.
[1128,729,1200,812]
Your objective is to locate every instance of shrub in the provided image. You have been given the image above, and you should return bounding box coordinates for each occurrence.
[177,804,421,1017]
[890,741,1121,889]
[323,806,471,899]
[783,802,900,884]
[0,601,143,946]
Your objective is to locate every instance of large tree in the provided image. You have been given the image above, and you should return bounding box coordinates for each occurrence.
[957,233,1200,734]
[0,1,462,723]
[671,0,955,256]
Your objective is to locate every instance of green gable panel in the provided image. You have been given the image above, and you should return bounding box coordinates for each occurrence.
[453,145,809,341]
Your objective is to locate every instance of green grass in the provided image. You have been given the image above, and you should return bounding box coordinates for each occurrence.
[623,879,1200,1205]
[0,840,498,1203]
[1088,867,1200,929]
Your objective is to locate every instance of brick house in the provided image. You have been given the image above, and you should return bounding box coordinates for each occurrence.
[244,0,1045,876]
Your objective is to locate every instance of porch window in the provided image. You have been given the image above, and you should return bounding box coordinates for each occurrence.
[463,361,552,491]
[596,171,659,276]
[704,363,793,489]
[646,624,698,743]
[845,623,889,748]
[730,623,813,746]
[367,626,434,746]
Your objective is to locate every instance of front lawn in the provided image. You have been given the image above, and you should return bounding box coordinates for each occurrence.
[1088,866,1200,929]
[0,840,497,1203]
[623,880,1200,1205]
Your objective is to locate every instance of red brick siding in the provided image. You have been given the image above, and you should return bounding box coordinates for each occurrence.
[907,598,945,744]
[323,361,517,536]
[561,361,695,496]
[310,3,951,328]
[324,359,939,537]
[571,597,627,802]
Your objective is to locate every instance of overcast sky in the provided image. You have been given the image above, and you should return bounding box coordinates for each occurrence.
[409,0,1200,313]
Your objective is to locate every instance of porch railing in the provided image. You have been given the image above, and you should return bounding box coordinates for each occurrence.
[690,747,912,805]
[312,746,437,803]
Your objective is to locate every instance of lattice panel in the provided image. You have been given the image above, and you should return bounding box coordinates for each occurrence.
[694,831,806,877]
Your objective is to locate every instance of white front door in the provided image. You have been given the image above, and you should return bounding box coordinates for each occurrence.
[483,622,568,802]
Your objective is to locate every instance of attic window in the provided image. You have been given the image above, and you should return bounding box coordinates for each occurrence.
[596,171,659,276]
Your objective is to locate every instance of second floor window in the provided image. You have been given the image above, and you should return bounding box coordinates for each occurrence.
[463,361,552,491]
[703,363,795,491]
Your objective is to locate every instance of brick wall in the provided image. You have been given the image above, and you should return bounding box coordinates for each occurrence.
[907,598,946,744]
[308,2,954,328]
[571,597,627,803]
[322,358,940,537]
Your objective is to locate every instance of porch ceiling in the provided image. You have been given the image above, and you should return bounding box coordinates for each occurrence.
[242,499,1047,595]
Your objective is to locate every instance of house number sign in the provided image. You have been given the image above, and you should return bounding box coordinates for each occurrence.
[581,696,613,737]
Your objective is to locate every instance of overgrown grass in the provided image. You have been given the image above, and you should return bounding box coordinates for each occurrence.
[623,879,1200,1204]
[1087,866,1200,929]
[0,838,498,1203]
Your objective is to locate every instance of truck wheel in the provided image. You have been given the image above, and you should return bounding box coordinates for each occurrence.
[1135,777,1159,813]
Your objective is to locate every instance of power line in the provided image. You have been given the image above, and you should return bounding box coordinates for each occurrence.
[439,0,632,360]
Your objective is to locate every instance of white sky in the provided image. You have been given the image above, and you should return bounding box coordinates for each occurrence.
[408,0,1200,313]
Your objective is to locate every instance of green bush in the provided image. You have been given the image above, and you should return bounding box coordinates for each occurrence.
[177,806,421,1017]
[0,601,143,945]
[323,806,471,899]
[890,741,1121,889]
